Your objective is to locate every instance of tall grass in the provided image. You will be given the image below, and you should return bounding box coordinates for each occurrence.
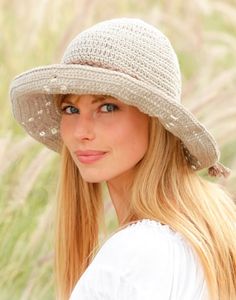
[1,0,236,299]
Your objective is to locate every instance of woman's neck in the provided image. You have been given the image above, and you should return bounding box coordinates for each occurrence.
[106,169,135,224]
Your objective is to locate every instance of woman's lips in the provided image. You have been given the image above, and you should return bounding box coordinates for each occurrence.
[75,150,107,164]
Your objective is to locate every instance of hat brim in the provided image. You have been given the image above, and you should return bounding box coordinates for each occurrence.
[10,63,220,170]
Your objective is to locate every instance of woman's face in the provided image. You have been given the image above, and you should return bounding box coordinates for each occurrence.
[59,94,149,183]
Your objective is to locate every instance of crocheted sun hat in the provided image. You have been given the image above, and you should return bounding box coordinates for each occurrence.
[9,17,230,178]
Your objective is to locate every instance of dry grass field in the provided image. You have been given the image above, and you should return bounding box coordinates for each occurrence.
[1,0,236,299]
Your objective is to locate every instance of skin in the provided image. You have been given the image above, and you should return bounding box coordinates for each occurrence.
[59,94,150,223]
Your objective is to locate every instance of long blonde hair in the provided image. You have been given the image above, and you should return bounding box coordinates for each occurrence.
[55,115,236,300]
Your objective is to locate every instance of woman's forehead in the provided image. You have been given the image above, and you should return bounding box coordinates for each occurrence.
[62,94,114,104]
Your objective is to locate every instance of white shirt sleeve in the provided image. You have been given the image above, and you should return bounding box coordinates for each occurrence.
[69,219,208,300]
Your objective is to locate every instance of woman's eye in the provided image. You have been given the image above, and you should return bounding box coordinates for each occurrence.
[100,103,119,113]
[61,105,79,114]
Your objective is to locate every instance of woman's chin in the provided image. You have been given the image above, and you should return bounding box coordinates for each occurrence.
[79,172,110,183]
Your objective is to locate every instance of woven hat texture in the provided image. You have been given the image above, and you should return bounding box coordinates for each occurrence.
[9,17,230,176]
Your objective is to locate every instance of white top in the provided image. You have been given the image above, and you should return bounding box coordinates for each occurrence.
[69,219,208,300]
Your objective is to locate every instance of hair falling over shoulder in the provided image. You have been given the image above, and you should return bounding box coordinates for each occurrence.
[54,144,104,300]
[55,117,236,300]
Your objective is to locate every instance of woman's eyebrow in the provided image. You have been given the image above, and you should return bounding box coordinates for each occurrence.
[60,96,75,105]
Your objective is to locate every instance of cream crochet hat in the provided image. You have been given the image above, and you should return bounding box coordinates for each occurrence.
[9,17,231,178]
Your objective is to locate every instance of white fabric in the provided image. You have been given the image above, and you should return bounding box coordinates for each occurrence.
[69,219,208,300]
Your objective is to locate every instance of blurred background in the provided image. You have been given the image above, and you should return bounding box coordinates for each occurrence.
[1,0,236,299]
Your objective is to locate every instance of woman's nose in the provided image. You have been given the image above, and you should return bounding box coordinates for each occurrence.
[73,114,96,141]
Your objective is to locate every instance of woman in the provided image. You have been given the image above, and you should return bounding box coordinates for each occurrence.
[10,17,236,300]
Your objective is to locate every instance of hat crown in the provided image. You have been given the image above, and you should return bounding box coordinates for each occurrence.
[61,18,182,103]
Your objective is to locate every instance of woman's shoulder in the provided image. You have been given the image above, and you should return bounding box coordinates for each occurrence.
[70,219,208,299]
[93,219,205,280]
[96,219,188,261]
[98,219,207,296]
